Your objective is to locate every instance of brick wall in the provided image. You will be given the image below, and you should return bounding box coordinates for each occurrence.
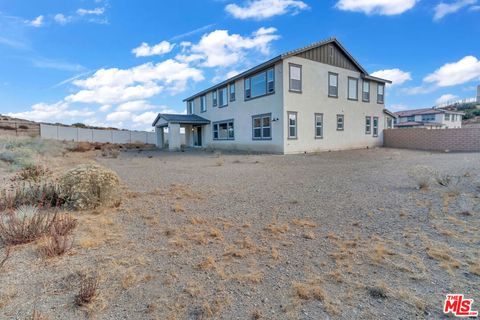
[384,128,480,152]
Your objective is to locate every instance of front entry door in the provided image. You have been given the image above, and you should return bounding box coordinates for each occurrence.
[194,126,202,147]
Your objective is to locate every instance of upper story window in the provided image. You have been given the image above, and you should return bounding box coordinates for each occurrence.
[289,64,302,92]
[187,100,194,114]
[328,72,338,98]
[422,114,435,122]
[377,83,385,104]
[348,77,358,100]
[407,116,415,122]
[288,112,297,139]
[212,90,218,107]
[362,80,370,102]
[245,67,275,100]
[229,83,235,101]
[219,87,228,107]
[200,95,206,112]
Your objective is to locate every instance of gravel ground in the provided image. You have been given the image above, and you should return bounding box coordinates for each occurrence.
[1,147,479,319]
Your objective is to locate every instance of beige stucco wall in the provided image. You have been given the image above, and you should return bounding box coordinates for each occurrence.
[189,62,285,153]
[281,56,385,154]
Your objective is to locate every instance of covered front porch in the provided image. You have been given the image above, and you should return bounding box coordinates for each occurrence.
[152,114,210,151]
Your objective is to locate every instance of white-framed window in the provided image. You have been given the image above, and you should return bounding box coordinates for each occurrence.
[288,112,297,139]
[212,90,218,107]
[362,80,370,102]
[373,117,379,137]
[328,72,338,98]
[377,84,385,104]
[187,100,194,114]
[315,113,323,139]
[365,116,371,134]
[200,95,206,112]
[337,114,344,131]
[219,87,228,107]
[407,116,415,122]
[422,114,435,122]
[252,114,271,140]
[244,67,275,100]
[229,83,235,101]
[445,113,450,121]
[213,120,234,140]
[348,77,358,100]
[289,64,302,92]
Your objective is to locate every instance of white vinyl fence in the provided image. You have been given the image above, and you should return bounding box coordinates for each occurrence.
[40,124,157,145]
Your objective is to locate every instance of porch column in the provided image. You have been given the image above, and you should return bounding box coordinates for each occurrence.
[155,126,164,148]
[184,125,193,147]
[168,122,181,151]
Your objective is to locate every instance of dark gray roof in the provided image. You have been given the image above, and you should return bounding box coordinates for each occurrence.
[152,114,210,127]
[183,37,391,102]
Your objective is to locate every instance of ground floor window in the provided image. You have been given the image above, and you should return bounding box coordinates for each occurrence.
[213,120,234,140]
[315,113,323,138]
[373,117,379,137]
[288,112,297,139]
[365,116,371,134]
[252,114,271,140]
[337,114,344,131]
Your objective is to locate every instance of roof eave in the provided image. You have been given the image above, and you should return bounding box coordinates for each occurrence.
[363,74,392,84]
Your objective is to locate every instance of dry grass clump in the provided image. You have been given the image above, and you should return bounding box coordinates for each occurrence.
[11,165,50,182]
[264,221,289,235]
[293,279,326,301]
[100,144,120,158]
[292,219,316,228]
[216,157,225,166]
[0,180,63,211]
[75,273,99,306]
[408,165,435,190]
[468,262,480,276]
[29,308,49,320]
[171,202,185,213]
[51,213,77,236]
[0,205,55,245]
[303,231,316,239]
[271,246,279,260]
[425,242,462,273]
[232,269,264,284]
[38,230,73,258]
[197,256,217,270]
[59,164,121,210]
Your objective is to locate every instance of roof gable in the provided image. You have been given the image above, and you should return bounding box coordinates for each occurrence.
[152,114,210,127]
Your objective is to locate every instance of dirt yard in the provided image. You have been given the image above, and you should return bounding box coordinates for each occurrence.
[1,146,479,319]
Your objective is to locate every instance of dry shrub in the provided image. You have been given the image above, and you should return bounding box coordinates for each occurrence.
[171,203,185,213]
[100,144,120,158]
[303,231,315,239]
[292,219,316,228]
[469,262,480,276]
[209,227,224,240]
[39,230,73,258]
[293,279,325,301]
[271,246,279,260]
[232,269,263,284]
[435,172,461,187]
[51,213,77,236]
[69,142,93,153]
[59,164,121,210]
[189,216,207,225]
[408,165,435,190]
[0,180,63,211]
[197,256,217,270]
[75,273,99,306]
[0,205,55,245]
[11,165,50,182]
[0,246,10,270]
[29,308,49,320]
[264,221,289,235]
[425,242,462,273]
[216,157,225,166]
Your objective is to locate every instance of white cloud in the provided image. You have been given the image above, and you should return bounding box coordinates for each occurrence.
[225,0,308,20]
[132,111,158,125]
[132,41,175,57]
[189,27,280,67]
[424,56,480,87]
[106,111,132,122]
[66,59,204,104]
[434,0,477,20]
[371,68,412,86]
[54,14,71,25]
[436,94,459,105]
[26,15,44,27]
[335,0,417,15]
[77,7,105,15]
[99,105,112,112]
[8,101,94,123]
[116,100,155,112]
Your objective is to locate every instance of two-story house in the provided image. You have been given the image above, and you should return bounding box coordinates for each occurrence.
[394,108,464,129]
[152,38,394,154]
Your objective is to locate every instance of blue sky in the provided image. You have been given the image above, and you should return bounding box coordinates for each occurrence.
[0,0,479,130]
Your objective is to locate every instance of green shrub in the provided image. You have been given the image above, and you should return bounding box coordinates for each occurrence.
[59,164,121,210]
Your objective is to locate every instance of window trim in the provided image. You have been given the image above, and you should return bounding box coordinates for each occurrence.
[218,86,228,108]
[288,63,302,93]
[315,113,323,139]
[365,116,371,134]
[373,116,379,137]
[212,90,218,107]
[348,77,359,101]
[187,100,194,114]
[229,82,236,102]
[244,67,275,101]
[362,80,370,102]
[252,113,272,141]
[328,72,339,98]
[200,95,206,113]
[212,119,235,141]
[287,111,298,140]
[377,83,385,104]
[336,114,344,131]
